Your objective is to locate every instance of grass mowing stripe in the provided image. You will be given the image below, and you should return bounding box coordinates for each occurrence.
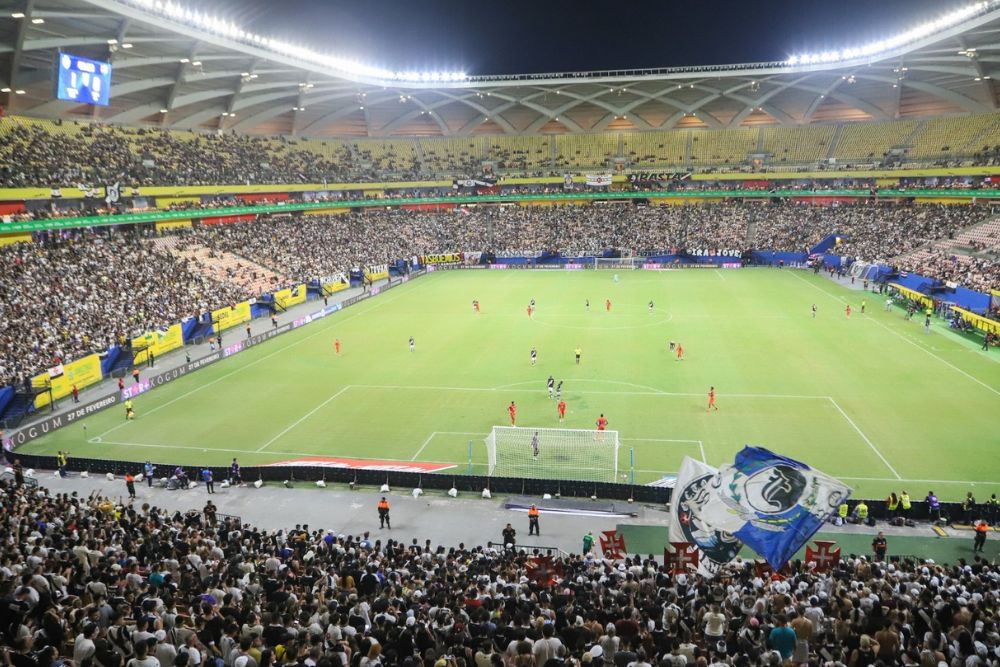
[828,397,901,480]
[788,270,1000,399]
[255,385,353,452]
[94,279,431,442]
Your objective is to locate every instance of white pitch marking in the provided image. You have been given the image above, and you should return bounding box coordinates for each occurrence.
[411,432,438,461]
[714,269,726,282]
[788,271,1000,399]
[828,397,901,480]
[255,385,353,452]
[92,282,426,442]
[352,383,828,400]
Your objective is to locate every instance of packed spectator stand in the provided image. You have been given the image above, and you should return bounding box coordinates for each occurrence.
[0,476,999,667]
[1,201,998,388]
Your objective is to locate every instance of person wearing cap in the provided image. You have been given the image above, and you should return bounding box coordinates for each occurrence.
[528,504,540,536]
[378,497,391,529]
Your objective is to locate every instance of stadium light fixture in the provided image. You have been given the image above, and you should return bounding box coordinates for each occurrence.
[31,17,43,23]
[10,12,24,18]
[14,89,25,94]
[787,1,1000,66]
[0,88,10,93]
[178,57,189,63]
[159,108,167,112]
[121,43,133,48]
[122,0,468,85]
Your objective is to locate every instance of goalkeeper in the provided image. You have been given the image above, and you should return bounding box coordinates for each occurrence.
[531,431,540,458]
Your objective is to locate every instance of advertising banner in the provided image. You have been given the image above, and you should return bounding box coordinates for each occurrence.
[211,301,252,331]
[274,284,307,310]
[365,263,389,281]
[586,174,613,187]
[131,324,183,365]
[33,354,103,408]
[421,253,461,264]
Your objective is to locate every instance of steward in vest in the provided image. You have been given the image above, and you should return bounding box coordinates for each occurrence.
[528,504,540,536]
[377,497,391,529]
[900,491,912,514]
[854,500,869,522]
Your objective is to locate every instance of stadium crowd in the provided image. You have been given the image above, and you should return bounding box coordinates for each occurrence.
[0,231,246,388]
[2,201,998,385]
[1,478,999,667]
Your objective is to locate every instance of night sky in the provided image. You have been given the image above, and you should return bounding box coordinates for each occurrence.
[208,0,974,75]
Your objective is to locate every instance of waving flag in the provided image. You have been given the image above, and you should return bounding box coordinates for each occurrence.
[669,457,742,577]
[704,446,851,568]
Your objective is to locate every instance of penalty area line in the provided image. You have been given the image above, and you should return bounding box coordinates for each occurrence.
[255,385,354,452]
[827,397,901,480]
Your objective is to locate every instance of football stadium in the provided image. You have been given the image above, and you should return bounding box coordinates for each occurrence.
[1,0,1000,663]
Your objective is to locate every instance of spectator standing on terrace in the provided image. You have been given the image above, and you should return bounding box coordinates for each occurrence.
[71,384,79,403]
[144,461,155,486]
[125,472,136,499]
[202,467,214,494]
[768,615,796,661]
[582,531,595,554]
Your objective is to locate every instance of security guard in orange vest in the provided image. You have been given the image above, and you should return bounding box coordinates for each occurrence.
[528,504,540,536]
[378,497,391,529]
[974,520,989,553]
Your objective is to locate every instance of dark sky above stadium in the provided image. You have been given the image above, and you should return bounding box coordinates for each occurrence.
[211,0,973,75]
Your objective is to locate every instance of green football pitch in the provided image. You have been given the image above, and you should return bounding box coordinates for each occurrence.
[18,268,1000,499]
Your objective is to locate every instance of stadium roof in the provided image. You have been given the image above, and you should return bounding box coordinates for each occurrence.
[2,0,1000,137]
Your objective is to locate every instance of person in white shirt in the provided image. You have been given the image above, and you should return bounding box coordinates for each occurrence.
[532,624,563,666]
[703,605,728,644]
[73,624,98,666]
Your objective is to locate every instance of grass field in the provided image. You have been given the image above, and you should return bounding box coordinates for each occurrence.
[18,268,1000,499]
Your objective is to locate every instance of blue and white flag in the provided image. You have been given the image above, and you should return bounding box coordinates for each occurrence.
[669,457,742,577]
[702,446,851,568]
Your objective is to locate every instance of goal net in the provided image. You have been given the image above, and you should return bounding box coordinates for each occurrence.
[594,257,644,270]
[485,426,620,483]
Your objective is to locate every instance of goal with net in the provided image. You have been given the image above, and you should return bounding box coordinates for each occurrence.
[485,426,621,483]
[593,256,644,270]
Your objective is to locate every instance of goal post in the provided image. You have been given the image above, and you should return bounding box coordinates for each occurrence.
[484,426,620,483]
[593,257,644,270]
